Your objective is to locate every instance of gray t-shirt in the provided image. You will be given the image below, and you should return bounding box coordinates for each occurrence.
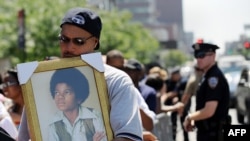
[104,64,143,140]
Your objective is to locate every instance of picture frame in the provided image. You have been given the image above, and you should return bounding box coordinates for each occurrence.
[17,52,113,141]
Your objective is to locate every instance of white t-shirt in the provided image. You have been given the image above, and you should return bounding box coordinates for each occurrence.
[0,101,18,139]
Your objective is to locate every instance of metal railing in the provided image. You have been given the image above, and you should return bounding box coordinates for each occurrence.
[152,112,174,141]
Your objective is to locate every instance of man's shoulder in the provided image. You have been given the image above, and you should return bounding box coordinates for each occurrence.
[207,65,226,80]
[104,64,134,91]
[104,64,127,77]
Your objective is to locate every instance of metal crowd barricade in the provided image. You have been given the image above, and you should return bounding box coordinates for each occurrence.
[152,112,173,141]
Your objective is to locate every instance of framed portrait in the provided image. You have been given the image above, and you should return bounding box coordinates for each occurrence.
[17,52,113,141]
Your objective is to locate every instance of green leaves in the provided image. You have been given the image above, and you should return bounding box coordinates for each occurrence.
[162,50,190,68]
[99,9,159,64]
[0,0,159,66]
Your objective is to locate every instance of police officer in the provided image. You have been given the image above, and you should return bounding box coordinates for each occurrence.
[183,43,230,141]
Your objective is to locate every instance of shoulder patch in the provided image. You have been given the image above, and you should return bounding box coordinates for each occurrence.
[208,77,218,89]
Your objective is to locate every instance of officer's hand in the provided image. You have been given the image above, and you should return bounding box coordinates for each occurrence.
[183,115,195,132]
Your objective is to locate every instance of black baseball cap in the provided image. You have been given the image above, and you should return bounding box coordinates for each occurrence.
[124,58,143,71]
[60,7,102,50]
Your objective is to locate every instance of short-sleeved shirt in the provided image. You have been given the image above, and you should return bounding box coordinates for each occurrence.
[102,64,143,140]
[138,83,157,112]
[195,63,230,126]
[0,102,18,139]
[164,78,187,105]
[48,106,106,141]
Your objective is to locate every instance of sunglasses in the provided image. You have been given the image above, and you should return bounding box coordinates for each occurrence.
[58,34,94,46]
[194,52,213,59]
[0,81,19,89]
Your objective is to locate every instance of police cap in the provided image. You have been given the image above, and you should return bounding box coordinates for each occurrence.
[192,43,219,58]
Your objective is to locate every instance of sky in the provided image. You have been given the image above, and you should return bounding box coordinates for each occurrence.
[183,0,250,53]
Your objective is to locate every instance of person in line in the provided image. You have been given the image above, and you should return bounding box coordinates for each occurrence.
[179,65,203,116]
[145,73,184,114]
[17,7,143,141]
[178,65,203,141]
[147,66,169,113]
[48,68,106,141]
[106,49,125,70]
[1,68,24,128]
[180,65,203,110]
[164,67,187,141]
[106,51,158,141]
[106,51,156,129]
[148,66,168,82]
[183,43,230,141]
[123,58,157,113]
[0,95,18,140]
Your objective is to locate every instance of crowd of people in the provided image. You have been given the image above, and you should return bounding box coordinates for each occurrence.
[0,68,24,140]
[0,7,231,141]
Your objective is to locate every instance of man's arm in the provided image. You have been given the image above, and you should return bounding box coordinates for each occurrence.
[139,109,153,131]
[106,67,143,140]
[188,101,218,121]
[183,101,218,132]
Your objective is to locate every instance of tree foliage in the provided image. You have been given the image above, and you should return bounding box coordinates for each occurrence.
[162,50,190,68]
[100,10,159,63]
[0,0,159,66]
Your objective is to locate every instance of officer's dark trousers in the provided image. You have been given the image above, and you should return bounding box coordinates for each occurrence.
[197,129,223,141]
[180,110,189,141]
[171,111,177,140]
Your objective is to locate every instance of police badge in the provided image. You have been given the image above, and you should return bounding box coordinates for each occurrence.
[194,43,200,51]
[208,77,218,89]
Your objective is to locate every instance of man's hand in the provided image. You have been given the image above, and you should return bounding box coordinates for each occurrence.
[183,115,195,132]
[143,131,158,141]
[174,102,184,115]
